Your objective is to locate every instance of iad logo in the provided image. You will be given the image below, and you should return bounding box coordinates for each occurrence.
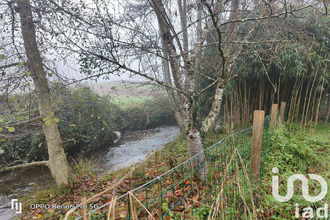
[272,167,327,202]
[272,167,328,218]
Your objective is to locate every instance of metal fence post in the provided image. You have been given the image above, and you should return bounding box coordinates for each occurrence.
[251,110,265,179]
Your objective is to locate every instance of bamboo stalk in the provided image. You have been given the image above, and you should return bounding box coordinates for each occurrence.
[314,75,326,131]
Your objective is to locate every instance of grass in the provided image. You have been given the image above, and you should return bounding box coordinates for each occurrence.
[110,95,152,109]
[313,123,330,140]
[100,82,162,90]
[256,122,329,219]
[96,82,164,109]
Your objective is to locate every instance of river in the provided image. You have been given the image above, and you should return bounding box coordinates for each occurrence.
[0,126,180,219]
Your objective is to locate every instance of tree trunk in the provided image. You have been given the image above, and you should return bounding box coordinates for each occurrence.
[314,79,325,130]
[244,79,248,124]
[0,161,49,173]
[300,73,313,129]
[309,89,317,125]
[295,76,304,122]
[303,70,318,130]
[230,94,233,128]
[288,77,298,124]
[225,95,230,132]
[325,94,330,124]
[178,0,188,54]
[290,77,303,125]
[151,0,208,179]
[201,87,224,132]
[277,76,281,106]
[186,128,207,179]
[235,85,240,125]
[264,81,270,113]
[18,0,69,185]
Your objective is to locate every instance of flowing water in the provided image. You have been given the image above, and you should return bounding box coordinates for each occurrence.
[0,126,180,219]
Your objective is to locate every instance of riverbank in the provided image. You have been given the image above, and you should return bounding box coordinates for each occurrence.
[0,126,180,219]
[14,127,228,219]
[14,127,226,219]
[12,123,330,219]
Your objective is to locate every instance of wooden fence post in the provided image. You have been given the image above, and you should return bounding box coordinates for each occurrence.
[82,197,87,220]
[279,102,286,123]
[270,104,278,129]
[251,110,265,179]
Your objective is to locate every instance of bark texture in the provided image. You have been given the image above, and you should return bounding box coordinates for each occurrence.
[17,0,69,185]
[187,128,207,179]
[151,0,208,178]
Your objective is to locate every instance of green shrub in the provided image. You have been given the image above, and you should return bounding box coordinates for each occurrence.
[0,86,122,163]
[259,123,329,219]
[265,124,322,173]
[120,96,175,130]
[0,85,176,164]
[54,86,122,154]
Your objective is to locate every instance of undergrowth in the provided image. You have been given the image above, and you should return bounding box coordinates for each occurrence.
[17,127,231,219]
[257,123,329,219]
[18,123,329,219]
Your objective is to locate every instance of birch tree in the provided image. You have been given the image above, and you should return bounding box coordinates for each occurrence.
[38,0,325,177]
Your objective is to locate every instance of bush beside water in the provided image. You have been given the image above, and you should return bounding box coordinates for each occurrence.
[0,86,175,164]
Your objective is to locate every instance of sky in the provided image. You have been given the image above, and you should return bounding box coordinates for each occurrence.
[0,0,148,87]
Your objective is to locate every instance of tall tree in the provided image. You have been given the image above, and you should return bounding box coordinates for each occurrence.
[38,0,325,177]
[16,0,69,184]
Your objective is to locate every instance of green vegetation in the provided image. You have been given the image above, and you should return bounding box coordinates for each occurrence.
[18,119,329,219]
[120,96,175,130]
[0,0,328,218]
[0,85,174,165]
[257,123,329,219]
[17,124,241,219]
[0,87,119,163]
[55,87,121,154]
[91,82,163,109]
[111,95,151,108]
[198,13,329,128]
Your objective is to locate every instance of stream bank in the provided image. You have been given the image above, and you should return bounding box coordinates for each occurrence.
[0,126,180,219]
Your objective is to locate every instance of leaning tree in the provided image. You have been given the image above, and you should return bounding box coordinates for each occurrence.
[0,0,69,184]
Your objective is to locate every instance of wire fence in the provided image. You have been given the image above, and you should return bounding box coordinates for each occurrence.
[78,113,275,220]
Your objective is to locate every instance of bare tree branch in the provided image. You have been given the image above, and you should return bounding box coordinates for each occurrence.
[0,62,24,69]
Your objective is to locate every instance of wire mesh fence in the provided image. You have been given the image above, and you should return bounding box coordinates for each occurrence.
[78,114,274,220]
